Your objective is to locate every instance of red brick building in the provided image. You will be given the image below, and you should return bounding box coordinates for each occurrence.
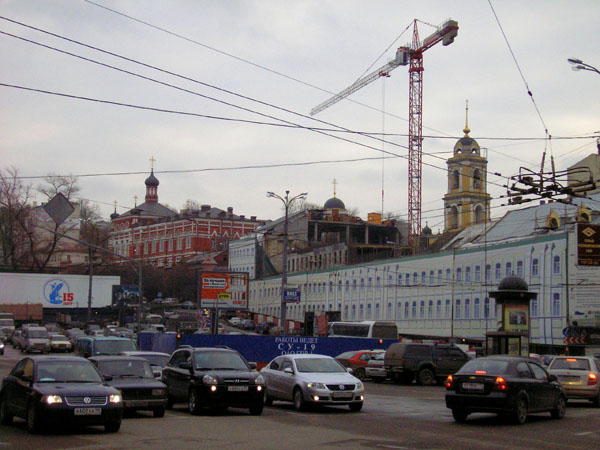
[108,170,265,267]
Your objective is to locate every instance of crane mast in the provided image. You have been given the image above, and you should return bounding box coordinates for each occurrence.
[311,18,458,247]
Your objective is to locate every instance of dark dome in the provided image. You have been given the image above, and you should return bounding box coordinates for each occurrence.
[422,223,432,235]
[110,211,120,220]
[324,197,345,210]
[145,170,159,187]
[497,276,528,292]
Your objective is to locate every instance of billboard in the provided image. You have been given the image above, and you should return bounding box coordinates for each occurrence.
[577,223,600,266]
[200,272,248,309]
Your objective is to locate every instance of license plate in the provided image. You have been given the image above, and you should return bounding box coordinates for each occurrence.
[74,407,101,416]
[462,382,484,390]
[228,386,249,392]
[332,391,353,398]
[127,400,149,407]
[559,376,580,382]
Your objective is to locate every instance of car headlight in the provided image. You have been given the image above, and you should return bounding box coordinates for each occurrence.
[203,375,218,385]
[42,394,62,404]
[152,389,166,396]
[356,382,364,390]
[109,394,122,403]
[255,375,265,385]
[307,382,327,389]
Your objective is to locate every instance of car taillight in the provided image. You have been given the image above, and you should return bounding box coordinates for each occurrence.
[445,374,454,390]
[493,376,508,391]
[588,373,597,386]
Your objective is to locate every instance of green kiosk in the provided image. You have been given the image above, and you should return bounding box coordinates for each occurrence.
[486,276,537,356]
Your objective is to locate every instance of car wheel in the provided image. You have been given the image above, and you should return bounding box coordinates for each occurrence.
[264,391,274,406]
[592,391,600,407]
[512,397,528,425]
[0,395,13,425]
[153,407,166,418]
[452,408,468,423]
[105,420,121,433]
[293,388,306,412]
[249,401,264,416]
[188,389,201,415]
[372,377,384,383]
[417,368,435,386]
[349,402,363,412]
[354,368,366,380]
[26,402,42,434]
[551,394,566,419]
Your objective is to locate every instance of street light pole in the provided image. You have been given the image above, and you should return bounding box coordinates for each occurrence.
[568,58,600,75]
[267,190,307,335]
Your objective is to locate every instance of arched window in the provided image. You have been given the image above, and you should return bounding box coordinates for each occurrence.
[473,169,482,189]
[452,170,460,189]
[475,205,484,223]
[449,205,459,229]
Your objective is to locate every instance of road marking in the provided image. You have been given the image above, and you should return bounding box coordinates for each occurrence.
[574,431,595,436]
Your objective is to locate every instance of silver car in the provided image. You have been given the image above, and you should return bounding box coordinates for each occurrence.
[547,356,600,405]
[261,354,365,412]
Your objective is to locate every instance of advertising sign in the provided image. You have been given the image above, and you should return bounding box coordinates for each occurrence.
[200,272,248,309]
[577,223,600,266]
[504,304,528,333]
[283,287,301,303]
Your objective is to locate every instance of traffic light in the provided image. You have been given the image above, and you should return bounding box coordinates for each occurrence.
[176,332,182,348]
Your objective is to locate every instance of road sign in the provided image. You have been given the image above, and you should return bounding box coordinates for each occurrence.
[283,287,301,303]
[562,327,570,337]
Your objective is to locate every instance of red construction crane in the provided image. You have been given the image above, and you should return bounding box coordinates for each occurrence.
[311,19,458,246]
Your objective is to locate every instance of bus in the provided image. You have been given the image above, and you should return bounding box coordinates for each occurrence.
[327,321,398,339]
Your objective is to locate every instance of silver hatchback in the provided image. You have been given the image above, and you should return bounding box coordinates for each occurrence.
[547,356,600,406]
[261,354,364,412]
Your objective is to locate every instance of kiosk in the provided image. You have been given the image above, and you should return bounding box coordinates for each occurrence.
[486,276,537,356]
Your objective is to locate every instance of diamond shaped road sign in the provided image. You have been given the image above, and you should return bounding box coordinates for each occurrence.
[43,193,75,226]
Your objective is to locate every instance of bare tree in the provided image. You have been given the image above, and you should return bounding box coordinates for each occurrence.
[182,199,201,211]
[37,173,80,201]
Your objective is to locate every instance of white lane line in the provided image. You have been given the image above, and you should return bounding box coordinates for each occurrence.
[574,431,595,436]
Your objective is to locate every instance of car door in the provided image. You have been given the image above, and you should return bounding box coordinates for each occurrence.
[529,362,557,409]
[263,358,283,399]
[279,359,296,401]
[2,359,26,414]
[12,359,34,417]
[515,361,542,410]
[170,350,192,400]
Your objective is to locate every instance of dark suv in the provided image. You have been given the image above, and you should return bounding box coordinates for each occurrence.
[162,347,264,415]
[384,343,469,385]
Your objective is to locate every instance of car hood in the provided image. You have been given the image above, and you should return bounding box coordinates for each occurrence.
[105,377,166,390]
[34,382,119,396]
[295,371,360,385]
[194,370,258,382]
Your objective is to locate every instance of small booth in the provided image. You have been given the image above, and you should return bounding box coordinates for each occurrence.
[486,276,537,356]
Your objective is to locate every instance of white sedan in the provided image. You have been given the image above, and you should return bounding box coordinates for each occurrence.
[261,354,364,412]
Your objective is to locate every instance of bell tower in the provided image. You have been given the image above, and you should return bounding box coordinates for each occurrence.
[443,102,491,231]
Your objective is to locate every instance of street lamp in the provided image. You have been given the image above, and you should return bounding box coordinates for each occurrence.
[267,190,307,334]
[568,58,600,75]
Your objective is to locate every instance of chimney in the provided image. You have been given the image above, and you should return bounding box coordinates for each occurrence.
[251,216,257,221]
[240,215,245,220]
[227,207,233,214]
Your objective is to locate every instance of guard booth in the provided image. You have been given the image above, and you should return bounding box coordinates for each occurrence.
[486,276,537,356]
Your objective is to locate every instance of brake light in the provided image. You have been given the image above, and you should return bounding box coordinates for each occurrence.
[494,376,507,391]
[566,358,577,362]
[445,374,454,390]
[588,373,597,386]
[475,370,487,375]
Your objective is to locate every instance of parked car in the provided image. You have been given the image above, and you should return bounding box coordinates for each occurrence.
[384,343,469,385]
[21,326,50,354]
[162,346,264,415]
[445,355,566,424]
[75,337,137,358]
[119,351,171,380]
[89,356,168,417]
[547,356,600,406]
[261,354,365,412]
[0,355,123,433]
[228,317,241,327]
[181,301,195,310]
[49,334,72,353]
[365,352,387,382]
[239,319,255,330]
[11,330,22,349]
[335,350,383,380]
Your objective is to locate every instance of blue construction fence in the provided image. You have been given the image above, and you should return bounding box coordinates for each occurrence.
[138,332,397,366]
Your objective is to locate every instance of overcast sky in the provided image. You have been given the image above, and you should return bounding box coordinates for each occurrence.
[1,0,599,232]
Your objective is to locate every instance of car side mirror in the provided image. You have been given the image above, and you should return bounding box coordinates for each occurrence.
[548,374,558,382]
[283,367,294,375]
[248,362,257,371]
[21,374,32,383]
[103,375,113,381]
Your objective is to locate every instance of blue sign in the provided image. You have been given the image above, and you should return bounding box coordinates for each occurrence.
[43,278,73,306]
[283,288,301,303]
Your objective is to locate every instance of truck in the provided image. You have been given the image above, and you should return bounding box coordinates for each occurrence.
[0,311,16,341]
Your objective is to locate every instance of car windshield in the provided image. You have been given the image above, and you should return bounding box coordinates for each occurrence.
[36,361,103,383]
[0,319,14,326]
[51,335,69,342]
[29,329,48,339]
[550,358,591,371]
[95,339,137,355]
[458,359,509,375]
[193,351,249,370]
[97,360,153,378]
[141,355,170,367]
[336,351,358,359]
[295,358,346,373]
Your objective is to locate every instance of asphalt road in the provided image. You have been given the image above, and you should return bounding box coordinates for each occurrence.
[1,345,600,449]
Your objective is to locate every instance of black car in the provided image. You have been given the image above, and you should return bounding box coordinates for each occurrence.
[0,355,123,433]
[162,347,264,415]
[89,356,168,417]
[445,355,567,424]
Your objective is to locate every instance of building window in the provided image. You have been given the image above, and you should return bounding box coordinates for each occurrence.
[366,304,372,319]
[485,264,491,282]
[505,262,512,277]
[553,255,561,275]
[429,271,434,284]
[445,299,451,318]
[455,300,461,319]
[531,298,538,317]
[428,300,433,318]
[552,293,561,316]
[397,274,403,286]
[473,169,482,189]
[186,236,192,249]
[495,263,501,280]
[387,302,392,318]
[345,280,349,292]
[446,269,451,283]
[359,304,364,320]
[456,268,462,283]
[437,270,442,282]
[413,273,418,285]
[404,302,410,319]
[421,272,426,285]
[412,301,417,318]
[532,258,539,276]
[375,303,380,319]
[484,298,490,318]
[436,300,442,318]
[516,260,524,277]
[465,266,471,282]
[452,170,460,189]
[159,240,165,252]
[474,298,480,318]
[420,301,425,319]
[353,280,357,291]
[405,273,410,286]
[464,299,470,318]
